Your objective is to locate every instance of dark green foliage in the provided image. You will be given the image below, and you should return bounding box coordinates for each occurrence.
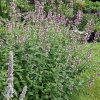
[16,1,34,13]
[0,0,11,19]
[84,0,100,13]
[0,0,34,19]
[78,16,88,31]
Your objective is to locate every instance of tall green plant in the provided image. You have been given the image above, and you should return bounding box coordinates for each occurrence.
[0,0,11,18]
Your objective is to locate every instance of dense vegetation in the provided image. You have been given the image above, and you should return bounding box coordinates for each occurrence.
[0,0,100,100]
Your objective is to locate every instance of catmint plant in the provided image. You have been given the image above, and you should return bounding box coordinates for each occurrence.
[74,10,83,25]
[85,19,95,34]
[19,86,27,100]
[93,32,99,43]
[83,19,96,43]
[4,51,17,100]
[4,51,27,100]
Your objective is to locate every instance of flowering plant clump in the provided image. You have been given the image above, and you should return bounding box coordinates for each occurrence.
[4,51,17,99]
[4,51,27,100]
[0,0,100,100]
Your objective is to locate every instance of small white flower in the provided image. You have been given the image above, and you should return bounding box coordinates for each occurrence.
[79,31,84,34]
[74,30,78,32]
[86,33,88,35]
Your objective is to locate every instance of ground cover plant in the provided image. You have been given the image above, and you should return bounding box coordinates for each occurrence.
[0,0,100,100]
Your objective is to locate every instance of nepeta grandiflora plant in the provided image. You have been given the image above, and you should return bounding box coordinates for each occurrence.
[74,10,83,25]
[93,32,99,43]
[1,0,100,99]
[83,19,99,43]
[4,51,27,100]
[19,86,27,100]
[4,51,16,99]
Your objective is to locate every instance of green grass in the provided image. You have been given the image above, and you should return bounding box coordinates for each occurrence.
[71,43,100,100]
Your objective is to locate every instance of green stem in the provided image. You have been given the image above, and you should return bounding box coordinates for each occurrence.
[0,0,2,15]
[7,98,9,100]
